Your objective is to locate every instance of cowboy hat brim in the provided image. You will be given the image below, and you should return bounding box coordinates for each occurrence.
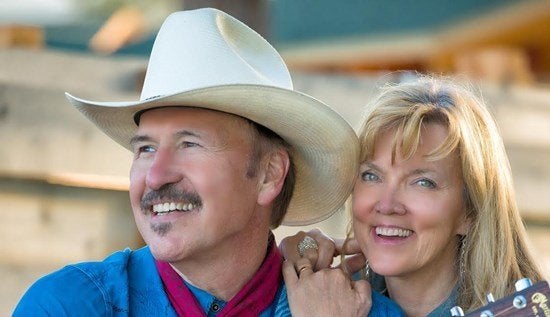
[66,84,359,226]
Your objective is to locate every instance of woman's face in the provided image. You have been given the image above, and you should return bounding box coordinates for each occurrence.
[352,123,469,279]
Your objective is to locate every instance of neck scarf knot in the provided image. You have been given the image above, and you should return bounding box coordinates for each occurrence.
[155,234,282,317]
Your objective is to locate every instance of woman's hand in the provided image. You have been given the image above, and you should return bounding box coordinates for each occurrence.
[283,258,372,317]
[279,228,366,274]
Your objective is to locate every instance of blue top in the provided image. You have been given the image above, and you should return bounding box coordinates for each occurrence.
[369,291,406,317]
[427,285,459,317]
[13,246,403,316]
[370,272,457,316]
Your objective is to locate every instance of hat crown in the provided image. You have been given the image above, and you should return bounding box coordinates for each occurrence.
[141,8,293,101]
[66,8,359,226]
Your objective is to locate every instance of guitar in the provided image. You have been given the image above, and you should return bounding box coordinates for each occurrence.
[450,278,550,316]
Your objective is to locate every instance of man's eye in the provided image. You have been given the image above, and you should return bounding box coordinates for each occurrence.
[361,171,379,182]
[416,178,436,189]
[180,141,199,148]
[137,145,156,154]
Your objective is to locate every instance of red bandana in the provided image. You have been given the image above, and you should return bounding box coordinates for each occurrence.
[155,235,283,317]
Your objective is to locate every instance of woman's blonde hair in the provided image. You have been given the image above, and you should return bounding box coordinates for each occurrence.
[351,75,542,311]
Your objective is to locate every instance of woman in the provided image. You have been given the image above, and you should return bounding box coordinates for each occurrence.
[281,76,544,316]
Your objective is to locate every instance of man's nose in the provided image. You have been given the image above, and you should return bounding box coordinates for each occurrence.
[145,148,182,190]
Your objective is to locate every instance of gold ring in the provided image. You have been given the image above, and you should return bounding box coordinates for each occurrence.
[298,265,312,275]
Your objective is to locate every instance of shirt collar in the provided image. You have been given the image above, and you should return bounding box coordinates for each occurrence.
[183,279,226,316]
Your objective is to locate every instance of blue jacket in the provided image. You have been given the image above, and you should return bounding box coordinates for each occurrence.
[13,247,403,316]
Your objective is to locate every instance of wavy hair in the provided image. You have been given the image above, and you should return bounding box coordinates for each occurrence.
[350,75,542,311]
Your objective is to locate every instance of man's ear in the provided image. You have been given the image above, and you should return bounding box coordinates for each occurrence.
[257,149,290,206]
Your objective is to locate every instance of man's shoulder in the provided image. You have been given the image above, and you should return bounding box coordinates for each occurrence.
[73,246,150,277]
[272,283,291,317]
[13,246,154,316]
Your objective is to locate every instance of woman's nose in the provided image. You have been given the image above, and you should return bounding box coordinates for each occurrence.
[374,186,406,215]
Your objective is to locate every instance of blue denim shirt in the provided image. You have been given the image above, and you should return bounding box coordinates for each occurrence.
[184,278,287,317]
[13,247,403,316]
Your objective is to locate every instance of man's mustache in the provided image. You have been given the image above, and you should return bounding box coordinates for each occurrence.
[140,184,203,212]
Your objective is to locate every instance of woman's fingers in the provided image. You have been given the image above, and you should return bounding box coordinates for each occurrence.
[279,229,365,273]
[334,237,362,255]
[351,279,373,316]
[294,257,314,278]
[279,229,329,270]
[338,253,367,275]
[282,260,298,285]
[279,231,308,264]
[283,264,373,317]
[307,229,336,270]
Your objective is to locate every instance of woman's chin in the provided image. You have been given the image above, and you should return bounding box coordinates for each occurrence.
[369,261,404,278]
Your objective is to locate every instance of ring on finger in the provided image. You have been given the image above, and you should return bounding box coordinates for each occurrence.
[297,264,312,276]
[297,235,319,257]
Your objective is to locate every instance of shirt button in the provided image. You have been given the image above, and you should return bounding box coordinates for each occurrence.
[211,303,220,312]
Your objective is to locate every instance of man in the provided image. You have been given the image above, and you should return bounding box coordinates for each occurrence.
[14,8,365,316]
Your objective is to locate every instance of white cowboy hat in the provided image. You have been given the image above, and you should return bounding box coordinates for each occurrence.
[66,8,359,226]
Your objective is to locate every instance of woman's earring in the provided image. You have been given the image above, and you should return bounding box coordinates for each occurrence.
[363,260,371,279]
[459,235,466,284]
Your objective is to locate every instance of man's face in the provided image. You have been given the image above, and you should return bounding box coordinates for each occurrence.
[129,107,265,263]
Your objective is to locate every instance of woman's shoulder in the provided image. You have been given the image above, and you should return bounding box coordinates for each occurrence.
[369,291,406,317]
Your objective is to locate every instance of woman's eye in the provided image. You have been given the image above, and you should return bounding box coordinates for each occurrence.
[361,171,380,182]
[416,178,436,189]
